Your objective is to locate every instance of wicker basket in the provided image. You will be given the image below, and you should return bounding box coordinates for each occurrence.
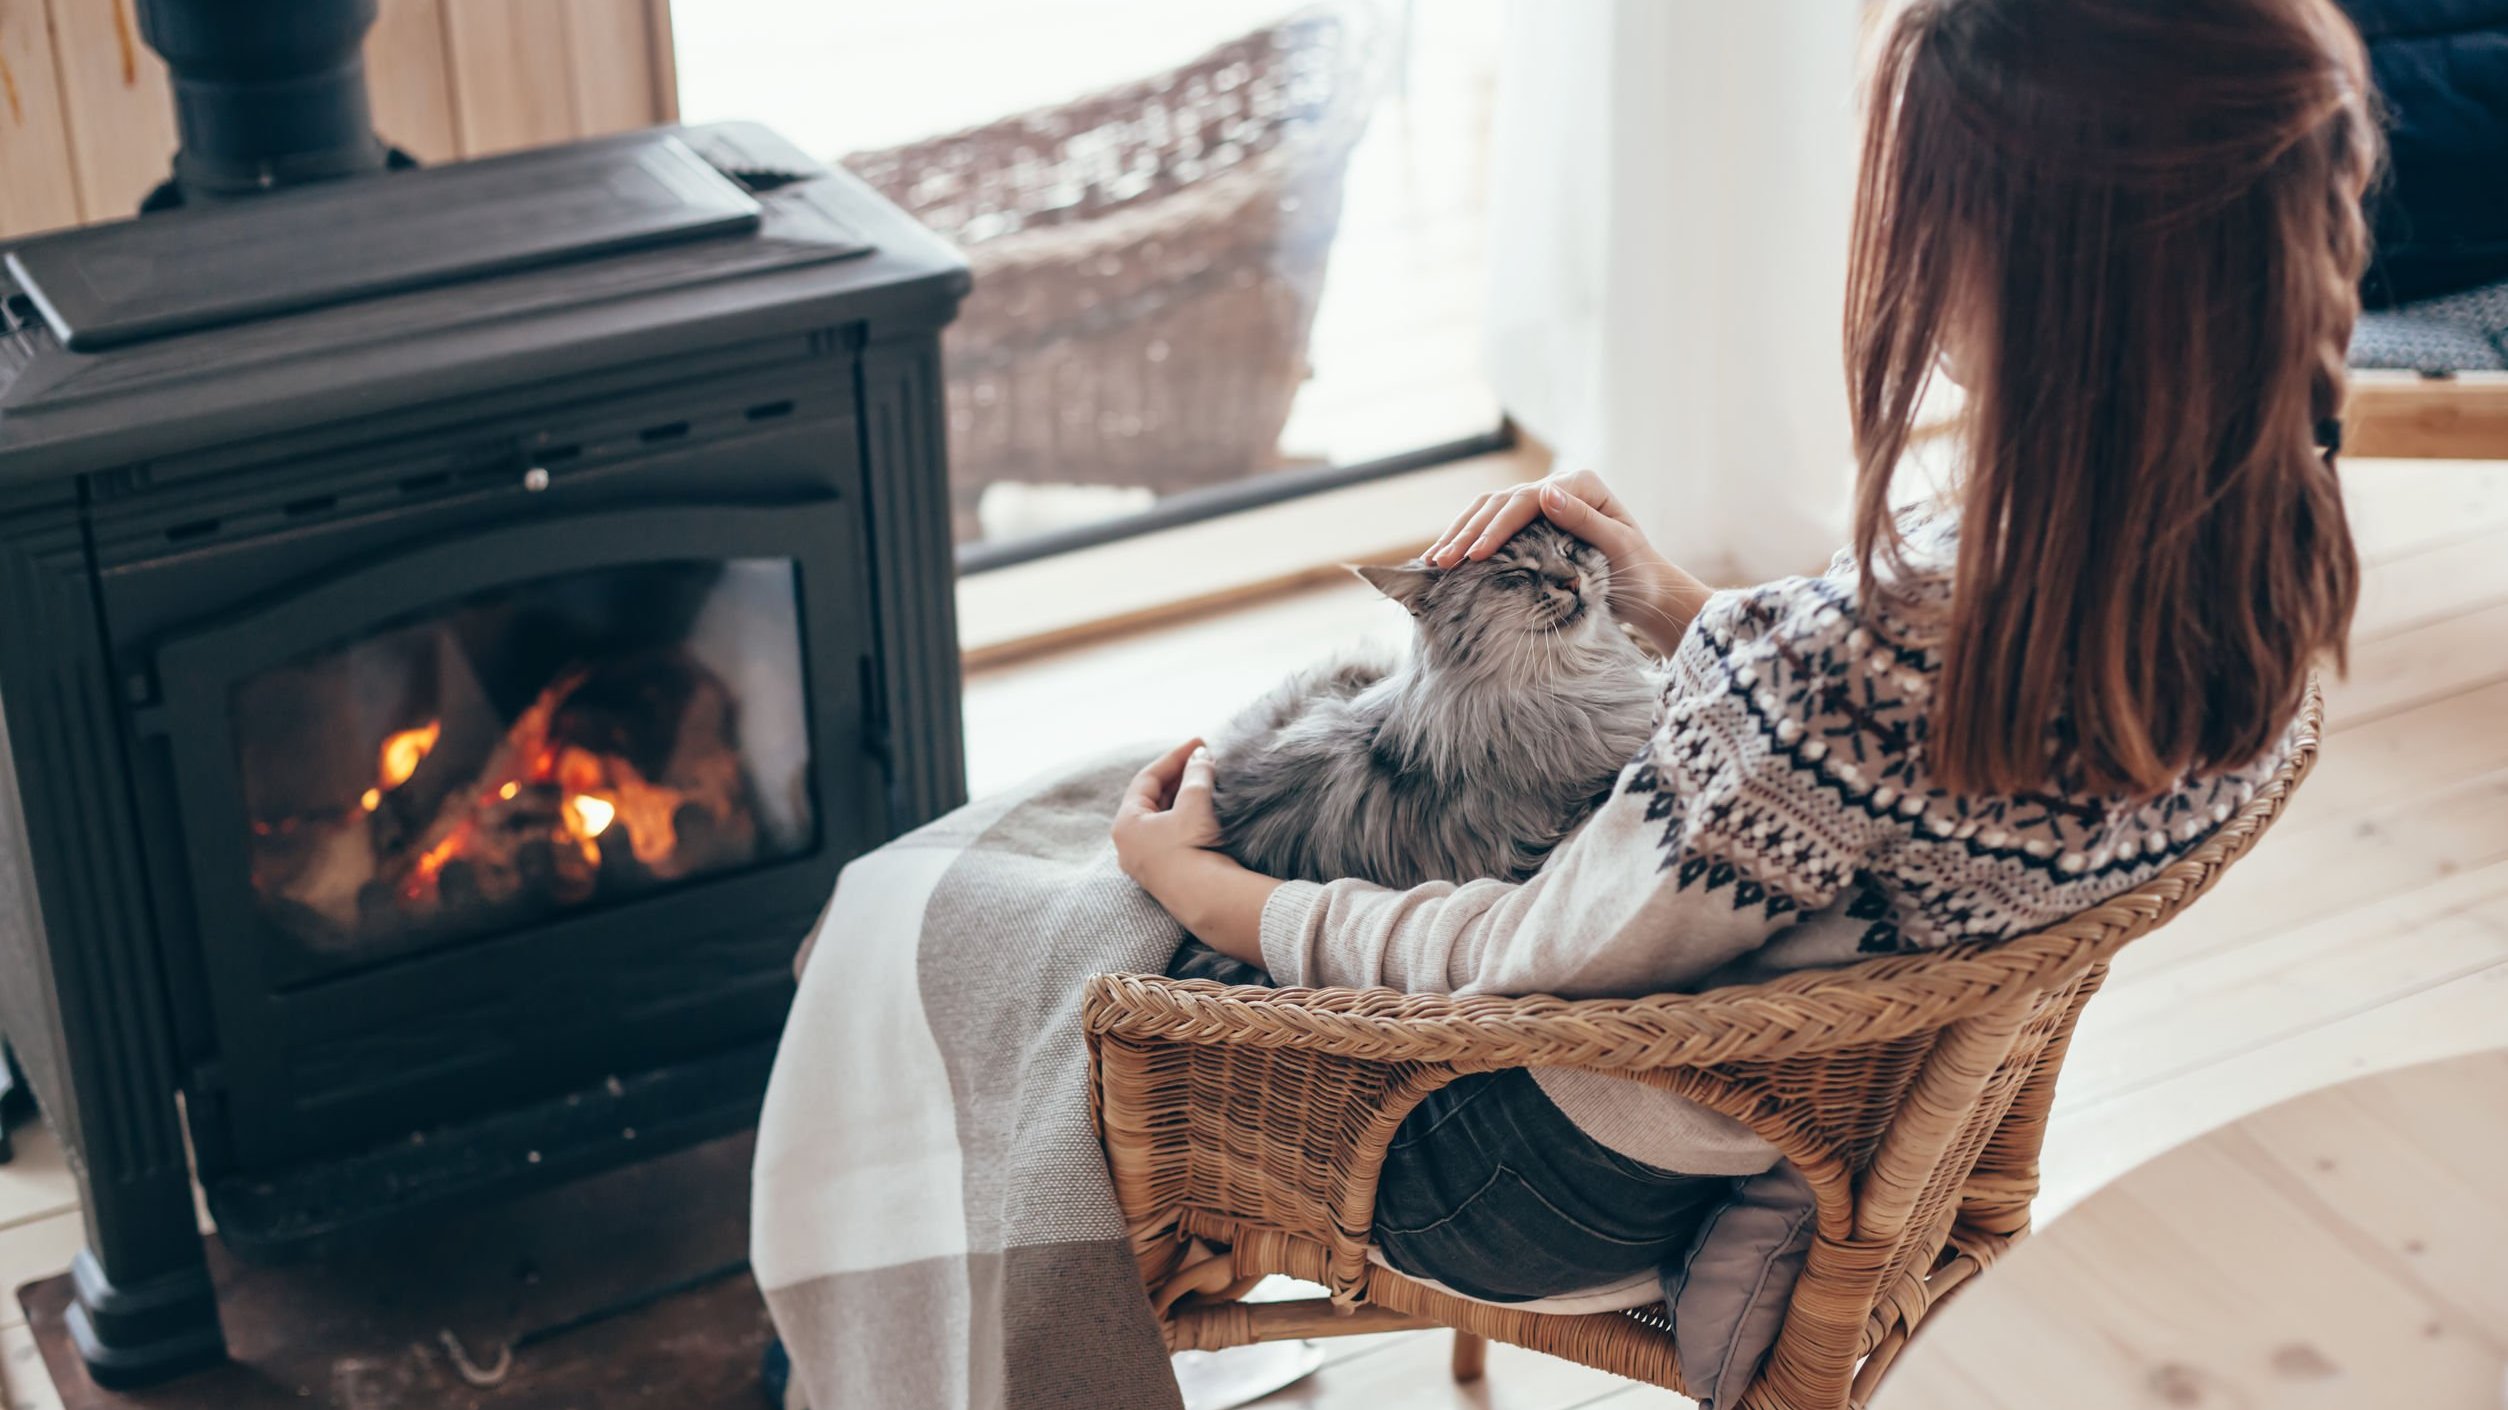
[844,6,1382,542]
[1087,685,2326,1409]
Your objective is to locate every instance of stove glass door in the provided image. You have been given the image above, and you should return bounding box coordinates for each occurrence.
[230,558,816,975]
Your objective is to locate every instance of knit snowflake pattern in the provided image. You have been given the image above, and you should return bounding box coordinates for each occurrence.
[1622,547,2290,958]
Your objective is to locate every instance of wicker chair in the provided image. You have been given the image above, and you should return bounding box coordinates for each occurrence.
[1084,684,2323,1409]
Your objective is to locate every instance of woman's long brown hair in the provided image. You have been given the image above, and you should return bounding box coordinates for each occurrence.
[1848,0,2378,798]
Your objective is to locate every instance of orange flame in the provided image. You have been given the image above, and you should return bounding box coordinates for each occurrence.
[366,663,724,912]
[565,794,617,838]
[378,721,441,790]
[405,823,472,899]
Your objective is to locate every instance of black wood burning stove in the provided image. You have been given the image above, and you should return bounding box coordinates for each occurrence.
[0,0,967,1387]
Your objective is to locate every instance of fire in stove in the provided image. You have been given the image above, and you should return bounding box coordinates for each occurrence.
[244,648,778,952]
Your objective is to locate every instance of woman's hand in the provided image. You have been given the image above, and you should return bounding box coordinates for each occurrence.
[1425,468,1712,656]
[1113,739,1223,885]
[1112,740,1277,965]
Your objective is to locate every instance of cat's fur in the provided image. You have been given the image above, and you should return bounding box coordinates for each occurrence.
[1168,521,1662,983]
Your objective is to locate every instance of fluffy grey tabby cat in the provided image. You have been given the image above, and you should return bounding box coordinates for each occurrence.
[1168,520,1662,984]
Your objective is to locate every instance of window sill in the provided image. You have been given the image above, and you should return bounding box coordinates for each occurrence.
[956,444,1549,671]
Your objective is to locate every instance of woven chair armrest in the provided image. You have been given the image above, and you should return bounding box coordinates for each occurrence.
[1083,946,2077,1074]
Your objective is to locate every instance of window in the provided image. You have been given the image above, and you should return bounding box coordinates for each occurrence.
[672,0,1506,569]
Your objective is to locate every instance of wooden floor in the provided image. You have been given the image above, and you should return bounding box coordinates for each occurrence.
[3,456,2503,1409]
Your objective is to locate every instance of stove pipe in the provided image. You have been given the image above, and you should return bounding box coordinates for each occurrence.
[136,0,389,205]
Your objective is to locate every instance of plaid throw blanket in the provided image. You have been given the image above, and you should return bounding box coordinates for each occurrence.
[752,752,1187,1410]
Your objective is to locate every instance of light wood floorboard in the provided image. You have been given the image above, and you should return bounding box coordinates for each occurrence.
[0,1127,77,1240]
[1,1324,60,1410]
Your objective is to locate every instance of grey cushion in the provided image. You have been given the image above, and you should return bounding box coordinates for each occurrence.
[2350,278,2508,372]
[1662,1162,1818,1410]
[2351,313,2507,372]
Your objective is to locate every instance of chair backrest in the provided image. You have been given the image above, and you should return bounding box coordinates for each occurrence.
[1725,679,2325,1410]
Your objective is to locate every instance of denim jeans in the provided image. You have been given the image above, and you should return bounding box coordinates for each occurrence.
[1371,1068,1732,1302]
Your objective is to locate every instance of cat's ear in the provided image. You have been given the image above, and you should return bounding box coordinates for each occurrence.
[1352,562,1435,614]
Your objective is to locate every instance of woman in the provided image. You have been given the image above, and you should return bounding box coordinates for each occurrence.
[1114,0,2374,1304]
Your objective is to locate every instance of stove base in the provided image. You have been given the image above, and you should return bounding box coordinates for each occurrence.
[64,1251,227,1390]
[206,1042,775,1261]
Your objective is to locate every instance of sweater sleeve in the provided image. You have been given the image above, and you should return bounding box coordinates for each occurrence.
[1258,591,1882,997]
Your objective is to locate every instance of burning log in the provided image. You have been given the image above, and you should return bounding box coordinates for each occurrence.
[250,647,767,950]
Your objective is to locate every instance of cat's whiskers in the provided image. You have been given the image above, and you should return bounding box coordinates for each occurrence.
[1613,593,1690,643]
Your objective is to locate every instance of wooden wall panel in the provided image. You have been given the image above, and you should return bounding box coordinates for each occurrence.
[0,0,83,236]
[43,0,173,222]
[2,0,677,232]
[442,0,577,156]
[563,0,665,137]
[366,0,459,163]
[645,0,677,124]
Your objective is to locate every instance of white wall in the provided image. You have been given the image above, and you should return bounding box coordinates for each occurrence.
[1486,0,1864,582]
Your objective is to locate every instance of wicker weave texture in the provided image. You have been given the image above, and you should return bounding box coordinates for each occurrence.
[1087,683,2324,1410]
[844,8,1381,540]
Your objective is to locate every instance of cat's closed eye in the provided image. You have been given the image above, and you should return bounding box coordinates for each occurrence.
[1495,568,1536,588]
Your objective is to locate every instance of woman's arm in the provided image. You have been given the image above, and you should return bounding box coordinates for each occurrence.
[1218,616,1887,996]
[1255,760,1825,997]
[1115,705,1874,1000]
[1111,739,1278,965]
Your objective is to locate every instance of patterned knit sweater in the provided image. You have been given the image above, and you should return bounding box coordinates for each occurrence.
[1256,520,2302,1174]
